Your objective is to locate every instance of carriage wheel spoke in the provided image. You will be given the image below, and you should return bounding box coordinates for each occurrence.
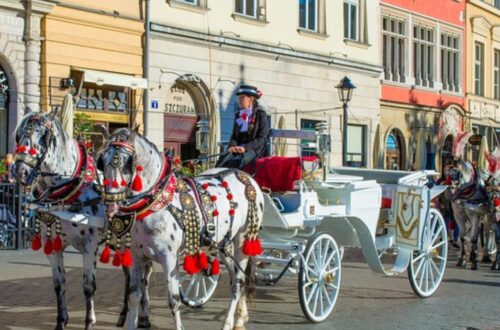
[432,240,446,250]
[413,254,425,276]
[321,240,331,267]
[412,252,425,263]
[325,266,339,275]
[431,224,444,245]
[318,284,324,316]
[184,277,195,297]
[306,283,318,304]
[312,285,320,315]
[322,285,333,306]
[324,248,337,268]
[325,282,339,290]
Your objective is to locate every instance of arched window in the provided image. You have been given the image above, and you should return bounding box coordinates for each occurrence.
[386,129,404,170]
[0,66,9,155]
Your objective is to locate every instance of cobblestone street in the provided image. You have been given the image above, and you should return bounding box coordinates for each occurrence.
[0,247,499,330]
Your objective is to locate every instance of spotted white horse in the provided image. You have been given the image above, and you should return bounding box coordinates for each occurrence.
[97,128,264,330]
[449,132,497,270]
[13,108,138,329]
[483,148,500,270]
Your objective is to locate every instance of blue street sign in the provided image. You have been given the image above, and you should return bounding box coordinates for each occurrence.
[151,100,158,109]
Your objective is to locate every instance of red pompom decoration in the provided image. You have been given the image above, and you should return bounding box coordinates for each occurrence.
[210,195,217,202]
[100,245,111,264]
[31,234,42,251]
[136,165,143,172]
[112,250,123,267]
[44,238,54,255]
[112,180,119,189]
[211,258,220,276]
[183,255,200,275]
[174,157,181,165]
[221,181,229,188]
[103,178,111,186]
[197,252,209,270]
[242,239,263,256]
[227,193,233,200]
[18,145,27,153]
[29,148,37,156]
[53,234,63,252]
[132,174,143,192]
[495,198,500,208]
[122,248,133,268]
[229,209,235,216]
[202,183,209,190]
[121,179,127,187]
[212,209,219,217]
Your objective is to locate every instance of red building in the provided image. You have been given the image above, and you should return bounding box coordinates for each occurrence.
[379,0,466,172]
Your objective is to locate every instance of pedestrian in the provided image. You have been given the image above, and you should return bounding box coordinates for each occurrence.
[216,84,269,169]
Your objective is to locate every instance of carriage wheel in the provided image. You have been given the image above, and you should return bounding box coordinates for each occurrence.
[179,271,219,308]
[408,208,448,298]
[298,232,341,323]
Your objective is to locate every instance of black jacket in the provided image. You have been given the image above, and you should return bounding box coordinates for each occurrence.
[229,107,269,156]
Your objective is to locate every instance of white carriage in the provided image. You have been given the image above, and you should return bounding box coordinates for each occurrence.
[178,127,448,321]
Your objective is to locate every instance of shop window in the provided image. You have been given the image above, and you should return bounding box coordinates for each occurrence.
[74,84,130,113]
[346,124,366,167]
[413,25,435,88]
[382,16,407,83]
[441,33,460,93]
[474,42,484,96]
[300,119,320,157]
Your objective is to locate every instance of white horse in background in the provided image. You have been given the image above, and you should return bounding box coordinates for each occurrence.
[484,148,500,270]
[97,128,264,330]
[13,107,134,329]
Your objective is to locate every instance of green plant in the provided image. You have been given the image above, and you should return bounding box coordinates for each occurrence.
[178,160,208,177]
[0,159,6,175]
[73,112,93,140]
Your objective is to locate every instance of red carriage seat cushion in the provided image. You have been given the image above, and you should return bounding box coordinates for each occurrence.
[247,156,317,192]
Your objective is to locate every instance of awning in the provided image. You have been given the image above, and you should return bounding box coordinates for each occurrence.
[73,68,148,89]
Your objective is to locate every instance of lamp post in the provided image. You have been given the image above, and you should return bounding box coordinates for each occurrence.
[335,76,356,167]
[315,121,330,181]
[196,119,210,156]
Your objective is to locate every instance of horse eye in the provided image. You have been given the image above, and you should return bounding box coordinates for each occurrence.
[96,155,105,171]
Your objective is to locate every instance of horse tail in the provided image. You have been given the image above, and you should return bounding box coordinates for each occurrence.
[245,256,257,303]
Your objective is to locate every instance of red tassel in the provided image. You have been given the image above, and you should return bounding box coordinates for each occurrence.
[202,183,209,190]
[210,195,217,202]
[132,174,143,192]
[100,245,111,263]
[221,181,228,188]
[53,234,63,252]
[495,198,500,208]
[29,148,37,156]
[229,209,235,216]
[183,255,199,275]
[44,238,54,255]
[31,234,42,251]
[112,180,119,188]
[120,179,127,187]
[103,178,110,186]
[136,165,143,172]
[122,248,133,268]
[18,145,27,153]
[227,193,233,200]
[242,239,263,256]
[112,250,123,267]
[211,258,220,276]
[212,209,219,217]
[197,252,209,270]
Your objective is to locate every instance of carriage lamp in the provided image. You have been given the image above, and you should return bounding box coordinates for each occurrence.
[196,119,210,155]
[315,121,330,181]
[336,76,356,166]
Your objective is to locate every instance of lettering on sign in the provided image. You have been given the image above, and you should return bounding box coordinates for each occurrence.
[164,85,196,115]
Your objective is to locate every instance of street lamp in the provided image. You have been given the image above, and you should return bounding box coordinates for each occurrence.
[335,76,356,166]
[315,121,330,181]
[196,119,210,155]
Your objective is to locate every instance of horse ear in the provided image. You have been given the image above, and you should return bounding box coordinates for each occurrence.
[48,106,60,120]
[132,124,141,134]
[95,124,110,140]
[164,147,174,159]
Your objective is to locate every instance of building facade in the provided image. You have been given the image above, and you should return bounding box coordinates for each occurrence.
[147,0,383,167]
[40,0,146,148]
[0,0,54,156]
[380,0,466,172]
[466,0,500,155]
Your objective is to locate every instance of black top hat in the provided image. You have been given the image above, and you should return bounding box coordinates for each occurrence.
[236,84,261,98]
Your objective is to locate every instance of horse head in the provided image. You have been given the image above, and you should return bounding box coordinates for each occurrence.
[14,108,63,185]
[97,127,167,209]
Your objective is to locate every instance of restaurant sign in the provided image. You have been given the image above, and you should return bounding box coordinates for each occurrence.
[164,86,196,116]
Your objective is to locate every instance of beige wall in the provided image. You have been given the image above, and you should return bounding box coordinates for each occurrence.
[40,1,144,124]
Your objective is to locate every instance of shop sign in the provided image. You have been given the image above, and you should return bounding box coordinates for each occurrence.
[164,86,196,115]
[75,111,128,124]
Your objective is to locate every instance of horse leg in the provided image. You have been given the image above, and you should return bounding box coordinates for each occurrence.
[223,238,249,330]
[116,266,130,327]
[82,240,99,329]
[469,216,480,270]
[126,261,145,330]
[48,251,69,330]
[492,220,500,271]
[481,219,492,263]
[234,255,256,330]
[158,252,183,330]
[138,260,153,329]
[452,203,467,267]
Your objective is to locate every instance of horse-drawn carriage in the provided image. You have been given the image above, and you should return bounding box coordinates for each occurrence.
[13,107,449,329]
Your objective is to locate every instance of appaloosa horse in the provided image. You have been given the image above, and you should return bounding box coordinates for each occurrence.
[484,148,500,270]
[97,128,264,330]
[13,108,130,329]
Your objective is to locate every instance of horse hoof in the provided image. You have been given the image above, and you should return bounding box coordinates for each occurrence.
[456,259,466,267]
[491,262,500,271]
[481,256,492,263]
[116,314,126,327]
[138,316,151,329]
[471,262,479,270]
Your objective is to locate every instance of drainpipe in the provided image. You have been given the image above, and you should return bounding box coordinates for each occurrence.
[143,0,150,136]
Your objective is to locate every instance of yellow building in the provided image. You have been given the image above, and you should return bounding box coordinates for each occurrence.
[466,0,500,151]
[40,0,146,142]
